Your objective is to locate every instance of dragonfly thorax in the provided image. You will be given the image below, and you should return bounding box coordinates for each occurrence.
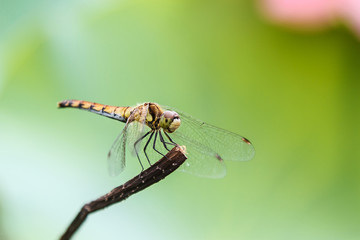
[159,111,181,133]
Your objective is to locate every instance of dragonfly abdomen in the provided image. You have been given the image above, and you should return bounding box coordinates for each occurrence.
[58,100,129,122]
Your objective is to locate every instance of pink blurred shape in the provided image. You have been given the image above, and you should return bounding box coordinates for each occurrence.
[260,0,360,37]
[341,0,360,37]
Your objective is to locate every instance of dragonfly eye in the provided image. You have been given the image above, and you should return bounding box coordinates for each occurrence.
[160,111,181,133]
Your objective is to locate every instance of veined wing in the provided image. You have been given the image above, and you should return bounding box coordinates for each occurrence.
[169,131,227,178]
[163,106,255,178]
[107,104,149,176]
[107,123,128,177]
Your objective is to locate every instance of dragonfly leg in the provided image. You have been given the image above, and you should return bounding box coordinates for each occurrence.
[159,131,176,151]
[164,131,177,145]
[159,131,170,151]
[143,131,155,166]
[134,131,152,172]
[153,131,167,158]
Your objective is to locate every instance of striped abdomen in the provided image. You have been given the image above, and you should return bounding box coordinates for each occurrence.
[58,100,131,123]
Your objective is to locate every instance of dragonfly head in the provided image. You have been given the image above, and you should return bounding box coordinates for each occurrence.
[159,111,181,133]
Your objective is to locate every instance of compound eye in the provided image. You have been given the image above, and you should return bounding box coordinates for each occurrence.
[163,111,176,120]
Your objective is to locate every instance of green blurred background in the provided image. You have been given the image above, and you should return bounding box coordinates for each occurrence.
[1,0,359,239]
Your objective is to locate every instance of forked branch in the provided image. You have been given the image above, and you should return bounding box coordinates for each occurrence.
[60,146,187,240]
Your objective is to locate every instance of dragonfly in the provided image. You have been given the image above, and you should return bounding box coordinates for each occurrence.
[58,100,255,178]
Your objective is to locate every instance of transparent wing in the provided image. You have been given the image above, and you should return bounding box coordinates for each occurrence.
[107,104,150,176]
[163,105,255,178]
[107,124,128,177]
[169,131,227,178]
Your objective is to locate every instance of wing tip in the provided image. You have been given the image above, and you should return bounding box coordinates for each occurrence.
[241,137,251,145]
[215,153,224,162]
